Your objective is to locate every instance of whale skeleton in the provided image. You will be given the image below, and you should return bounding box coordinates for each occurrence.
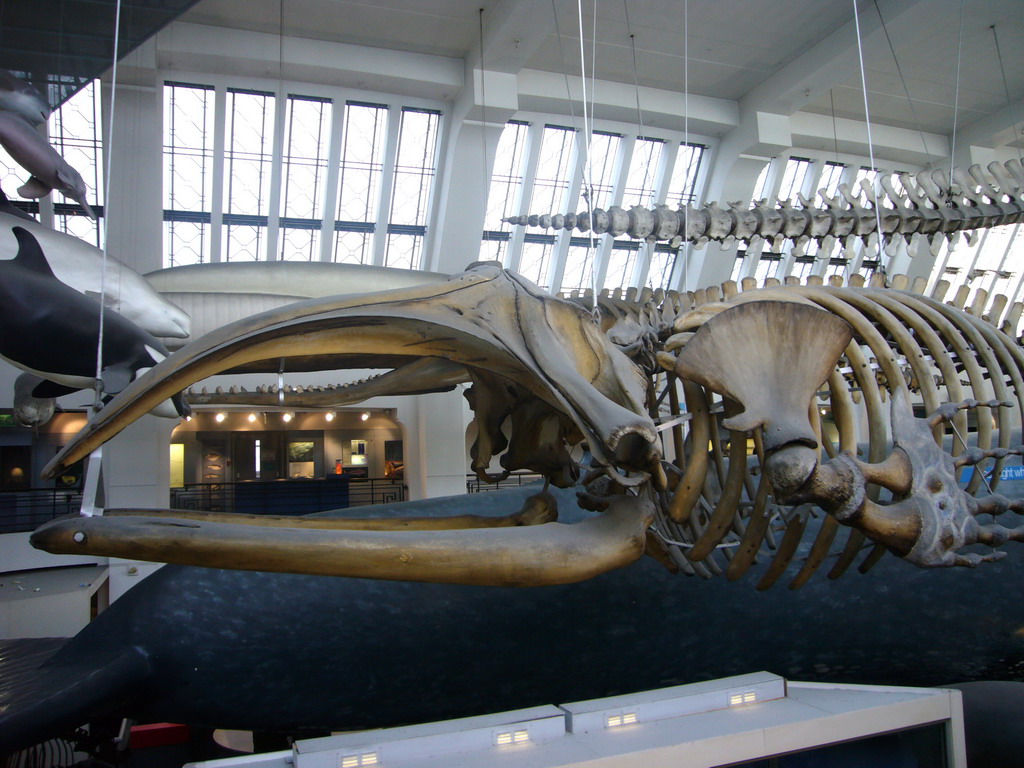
[28,242,1024,589]
[503,159,1024,261]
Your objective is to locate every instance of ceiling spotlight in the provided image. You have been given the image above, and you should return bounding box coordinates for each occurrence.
[361,412,370,421]
[282,412,294,423]
[325,412,335,422]
[185,415,193,422]
[215,412,226,423]
[248,412,258,423]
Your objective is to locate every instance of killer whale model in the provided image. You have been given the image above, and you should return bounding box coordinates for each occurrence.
[0,211,190,339]
[2,485,1024,756]
[0,226,189,415]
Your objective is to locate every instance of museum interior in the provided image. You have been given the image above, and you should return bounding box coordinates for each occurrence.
[1,0,1024,766]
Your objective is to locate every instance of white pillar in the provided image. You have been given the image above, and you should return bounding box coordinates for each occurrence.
[395,388,469,500]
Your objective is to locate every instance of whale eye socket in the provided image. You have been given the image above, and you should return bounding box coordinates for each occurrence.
[72,531,87,544]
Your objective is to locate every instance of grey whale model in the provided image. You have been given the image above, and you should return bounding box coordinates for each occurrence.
[3,485,1024,753]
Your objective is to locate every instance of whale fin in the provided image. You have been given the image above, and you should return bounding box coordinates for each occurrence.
[0,185,35,221]
[0,637,150,753]
[31,379,79,398]
[11,225,56,278]
[17,175,51,198]
[100,362,135,395]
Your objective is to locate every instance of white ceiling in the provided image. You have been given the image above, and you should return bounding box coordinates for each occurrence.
[179,0,1024,143]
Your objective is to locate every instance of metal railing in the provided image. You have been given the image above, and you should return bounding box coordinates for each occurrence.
[466,472,544,493]
[0,488,84,534]
[170,477,407,516]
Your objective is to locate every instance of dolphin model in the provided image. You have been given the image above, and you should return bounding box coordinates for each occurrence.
[0,211,190,339]
[3,484,1024,757]
[0,111,96,220]
[0,71,50,126]
[0,226,189,417]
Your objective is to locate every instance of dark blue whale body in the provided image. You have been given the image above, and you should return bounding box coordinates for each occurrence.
[2,485,1024,753]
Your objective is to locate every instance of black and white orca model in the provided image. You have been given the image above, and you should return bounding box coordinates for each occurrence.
[0,226,189,416]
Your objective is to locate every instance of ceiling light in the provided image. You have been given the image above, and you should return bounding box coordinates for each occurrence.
[325,412,335,422]
[248,412,258,423]
[214,412,226,423]
[361,412,370,421]
[282,412,293,423]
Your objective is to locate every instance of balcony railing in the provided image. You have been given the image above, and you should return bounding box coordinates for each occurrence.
[0,488,84,534]
[170,477,407,516]
[466,472,544,493]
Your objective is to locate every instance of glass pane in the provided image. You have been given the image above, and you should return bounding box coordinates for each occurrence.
[620,137,663,209]
[385,108,440,267]
[603,246,638,291]
[529,125,576,216]
[777,157,812,204]
[752,160,772,202]
[335,102,388,262]
[575,130,620,212]
[561,243,596,293]
[224,89,275,261]
[646,248,676,290]
[163,221,208,268]
[666,143,704,207]
[817,161,845,204]
[280,95,331,261]
[279,226,321,262]
[223,224,265,262]
[754,256,780,282]
[853,166,881,204]
[519,239,556,289]
[480,120,530,264]
[163,82,215,266]
[385,232,424,271]
[334,230,374,265]
[49,80,103,244]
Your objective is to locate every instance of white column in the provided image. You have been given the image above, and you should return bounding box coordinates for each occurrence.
[103,76,165,274]
[395,388,469,500]
[102,414,177,601]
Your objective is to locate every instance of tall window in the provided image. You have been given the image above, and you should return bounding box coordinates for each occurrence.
[644,142,706,291]
[576,130,621,211]
[752,160,772,203]
[519,125,577,289]
[223,88,276,261]
[666,143,704,207]
[481,120,530,265]
[777,156,812,203]
[853,166,881,204]
[335,101,388,264]
[385,107,441,270]
[0,81,103,234]
[817,161,845,204]
[164,82,215,266]
[564,130,621,293]
[49,81,104,245]
[279,95,331,261]
[162,84,442,269]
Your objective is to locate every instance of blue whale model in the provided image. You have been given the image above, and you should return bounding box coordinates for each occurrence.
[2,484,1024,754]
